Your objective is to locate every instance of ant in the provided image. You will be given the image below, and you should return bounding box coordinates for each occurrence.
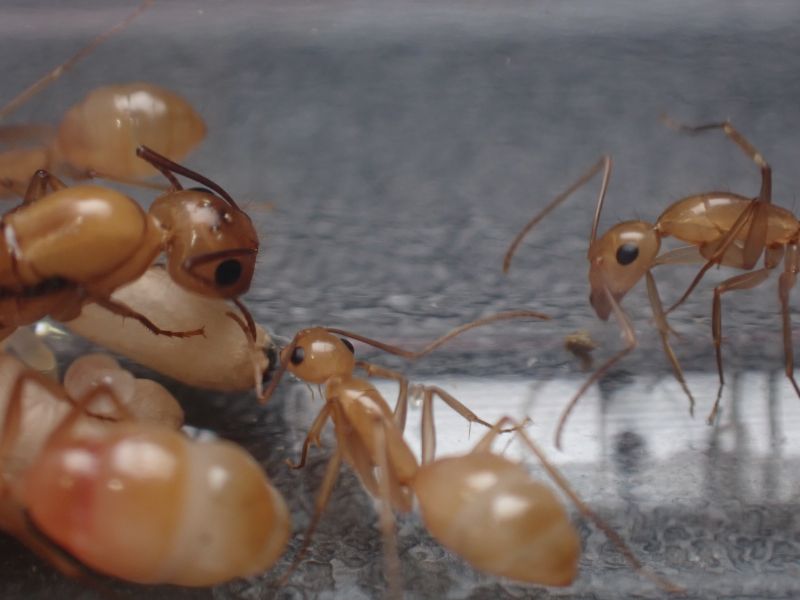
[0,0,206,195]
[659,117,798,422]
[0,350,291,586]
[0,145,259,345]
[503,155,694,448]
[504,119,797,442]
[259,314,680,596]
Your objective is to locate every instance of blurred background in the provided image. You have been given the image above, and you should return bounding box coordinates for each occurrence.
[1,1,800,598]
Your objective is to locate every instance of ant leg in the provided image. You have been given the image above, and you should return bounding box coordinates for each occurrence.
[91,296,205,338]
[417,386,501,464]
[466,415,530,454]
[47,384,135,446]
[765,245,785,269]
[372,422,403,600]
[224,307,264,398]
[666,201,758,314]
[22,169,67,203]
[278,448,343,585]
[503,156,612,272]
[357,360,499,462]
[662,117,771,202]
[0,368,69,469]
[555,284,637,450]
[514,419,684,594]
[645,272,694,415]
[663,117,770,270]
[708,268,773,424]
[327,310,550,361]
[653,245,705,267]
[0,1,155,121]
[286,405,332,470]
[0,365,90,579]
[356,361,410,432]
[0,367,126,483]
[779,245,800,397]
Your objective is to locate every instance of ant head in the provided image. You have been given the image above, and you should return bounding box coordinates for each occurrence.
[280,328,356,384]
[587,221,660,319]
[153,188,259,298]
[259,327,358,405]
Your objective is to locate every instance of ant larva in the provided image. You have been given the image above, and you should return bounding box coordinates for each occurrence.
[66,266,277,392]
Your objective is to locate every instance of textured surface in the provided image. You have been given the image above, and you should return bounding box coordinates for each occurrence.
[1,1,800,598]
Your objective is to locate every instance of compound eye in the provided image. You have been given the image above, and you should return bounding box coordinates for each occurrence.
[215,259,242,287]
[615,243,639,266]
[340,338,355,354]
[290,347,305,365]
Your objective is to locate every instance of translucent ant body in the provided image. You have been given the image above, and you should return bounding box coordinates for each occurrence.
[0,2,206,195]
[0,351,290,586]
[0,147,258,342]
[504,120,796,442]
[0,83,205,196]
[262,316,679,595]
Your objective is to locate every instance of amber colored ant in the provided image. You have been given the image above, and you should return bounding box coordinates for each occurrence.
[0,1,206,195]
[0,351,290,586]
[260,314,680,596]
[503,156,698,447]
[0,146,258,343]
[657,117,800,423]
[505,119,799,437]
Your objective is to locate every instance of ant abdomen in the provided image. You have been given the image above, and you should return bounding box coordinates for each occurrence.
[23,426,291,586]
[414,452,580,586]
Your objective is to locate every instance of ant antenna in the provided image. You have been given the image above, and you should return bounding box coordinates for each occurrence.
[136,145,241,211]
[325,309,549,359]
[0,0,155,120]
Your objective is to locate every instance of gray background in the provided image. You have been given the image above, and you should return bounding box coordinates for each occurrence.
[1,1,800,598]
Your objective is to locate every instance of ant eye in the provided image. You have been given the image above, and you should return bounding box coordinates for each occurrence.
[340,338,355,354]
[615,243,639,266]
[290,347,305,365]
[215,259,242,287]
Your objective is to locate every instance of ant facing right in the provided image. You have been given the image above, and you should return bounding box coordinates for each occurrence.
[504,117,799,446]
